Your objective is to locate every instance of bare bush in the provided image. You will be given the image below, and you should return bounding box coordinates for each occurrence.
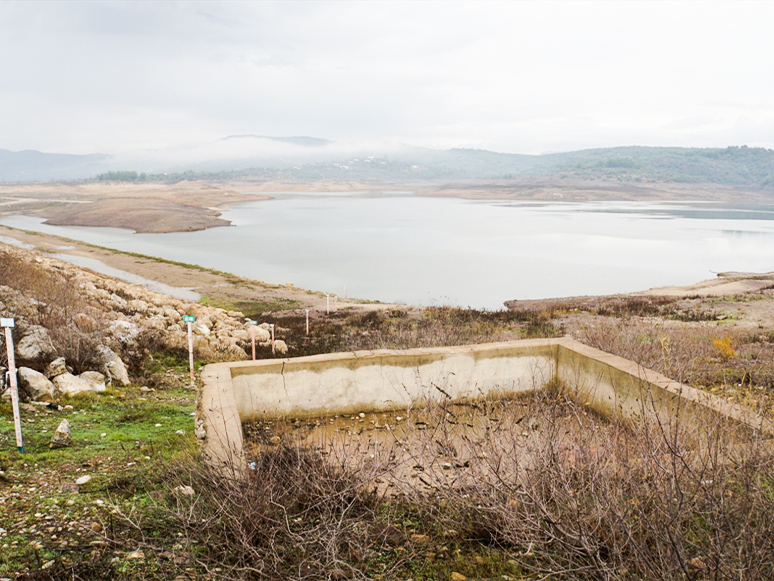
[576,318,774,418]
[118,391,774,580]
[0,251,107,372]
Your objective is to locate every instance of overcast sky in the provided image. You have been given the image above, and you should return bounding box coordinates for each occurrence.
[1,0,772,155]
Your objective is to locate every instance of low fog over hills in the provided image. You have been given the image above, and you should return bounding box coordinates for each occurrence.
[1,136,773,189]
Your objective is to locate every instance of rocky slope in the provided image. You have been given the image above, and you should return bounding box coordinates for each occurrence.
[0,243,283,401]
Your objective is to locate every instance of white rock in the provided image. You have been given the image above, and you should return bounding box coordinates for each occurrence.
[128,299,149,314]
[75,475,92,485]
[274,340,288,355]
[50,419,72,448]
[79,371,106,392]
[174,485,195,496]
[95,346,130,386]
[253,327,271,342]
[45,357,68,379]
[231,329,249,342]
[53,373,94,396]
[16,326,55,360]
[109,293,128,311]
[18,367,55,402]
[192,320,211,337]
[108,320,139,345]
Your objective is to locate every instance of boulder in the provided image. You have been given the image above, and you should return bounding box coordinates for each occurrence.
[109,293,129,311]
[45,357,68,379]
[252,327,271,342]
[274,340,288,355]
[79,371,106,392]
[108,320,139,346]
[18,367,55,402]
[95,346,130,386]
[192,320,211,337]
[50,419,72,448]
[16,326,55,360]
[128,299,150,314]
[53,372,93,396]
[231,329,249,342]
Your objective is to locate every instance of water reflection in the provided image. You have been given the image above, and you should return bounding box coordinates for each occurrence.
[1,196,773,309]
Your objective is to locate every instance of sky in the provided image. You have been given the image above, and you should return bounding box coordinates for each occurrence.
[1,0,773,156]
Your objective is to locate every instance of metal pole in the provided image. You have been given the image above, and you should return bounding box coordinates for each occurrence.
[270,324,275,355]
[326,294,330,314]
[250,325,256,360]
[187,321,195,388]
[3,320,23,453]
[305,309,309,335]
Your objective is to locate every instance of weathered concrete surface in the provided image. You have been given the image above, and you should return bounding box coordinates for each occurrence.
[229,340,557,420]
[199,337,774,471]
[556,338,774,434]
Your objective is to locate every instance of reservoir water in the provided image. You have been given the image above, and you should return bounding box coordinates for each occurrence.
[2,194,774,310]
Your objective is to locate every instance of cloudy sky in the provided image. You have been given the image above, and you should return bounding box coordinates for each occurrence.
[1,0,772,155]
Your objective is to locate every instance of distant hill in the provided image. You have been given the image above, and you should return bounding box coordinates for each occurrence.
[0,149,109,181]
[1,141,772,189]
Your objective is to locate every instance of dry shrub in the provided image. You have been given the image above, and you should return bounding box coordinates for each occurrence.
[111,445,422,580]
[0,250,106,372]
[133,392,774,580]
[264,306,562,359]
[575,319,774,415]
[411,393,774,580]
[713,335,737,360]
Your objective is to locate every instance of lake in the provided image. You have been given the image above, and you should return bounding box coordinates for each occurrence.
[2,194,774,309]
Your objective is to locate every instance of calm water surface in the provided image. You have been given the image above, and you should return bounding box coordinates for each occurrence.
[2,195,774,309]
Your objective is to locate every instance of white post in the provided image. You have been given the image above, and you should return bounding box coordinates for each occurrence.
[2,318,23,453]
[326,294,330,314]
[344,286,347,300]
[187,321,195,388]
[250,325,256,360]
[305,309,310,335]
[270,324,275,355]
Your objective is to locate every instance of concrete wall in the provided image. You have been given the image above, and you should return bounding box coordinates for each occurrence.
[230,339,558,420]
[198,337,774,472]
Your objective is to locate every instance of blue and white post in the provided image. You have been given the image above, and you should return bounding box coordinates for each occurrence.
[2,318,23,453]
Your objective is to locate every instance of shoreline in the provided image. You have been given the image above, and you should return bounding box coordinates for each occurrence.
[1,178,771,235]
[0,224,400,316]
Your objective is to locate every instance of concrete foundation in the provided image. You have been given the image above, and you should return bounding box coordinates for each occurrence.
[199,337,774,472]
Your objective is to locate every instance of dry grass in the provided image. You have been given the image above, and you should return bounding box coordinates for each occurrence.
[0,250,107,373]
[115,391,774,580]
[575,319,774,418]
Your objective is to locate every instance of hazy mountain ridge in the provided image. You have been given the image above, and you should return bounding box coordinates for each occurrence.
[1,140,773,188]
[0,149,109,181]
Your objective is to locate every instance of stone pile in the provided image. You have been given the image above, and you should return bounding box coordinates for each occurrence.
[0,244,287,400]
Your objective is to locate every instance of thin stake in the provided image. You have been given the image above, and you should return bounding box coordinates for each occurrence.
[326,294,330,314]
[250,325,256,360]
[270,324,275,355]
[2,320,23,453]
[305,309,310,335]
[187,321,195,388]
